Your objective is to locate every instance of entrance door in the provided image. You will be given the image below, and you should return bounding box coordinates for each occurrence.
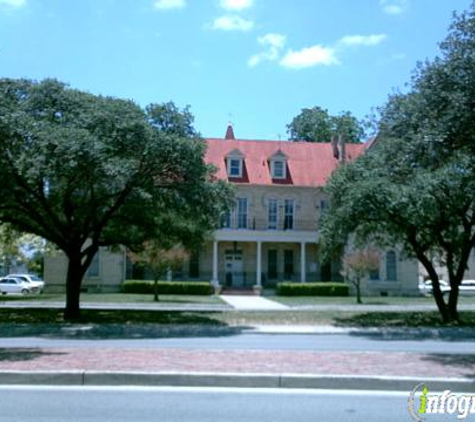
[225,252,244,287]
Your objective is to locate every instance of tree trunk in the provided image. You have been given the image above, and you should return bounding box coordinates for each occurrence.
[64,253,85,321]
[153,276,159,302]
[430,280,450,323]
[447,280,460,323]
[355,279,362,304]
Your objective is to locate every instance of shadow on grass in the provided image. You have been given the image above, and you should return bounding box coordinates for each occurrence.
[334,311,475,341]
[0,348,66,362]
[0,308,249,340]
[422,354,475,379]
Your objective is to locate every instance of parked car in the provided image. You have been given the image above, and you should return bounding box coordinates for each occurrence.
[418,279,450,296]
[7,274,45,293]
[419,279,475,297]
[0,277,34,295]
[459,280,475,296]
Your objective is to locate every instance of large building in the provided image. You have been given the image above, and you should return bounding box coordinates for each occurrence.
[44,126,420,295]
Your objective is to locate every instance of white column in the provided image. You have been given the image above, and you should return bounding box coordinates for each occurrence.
[300,242,306,283]
[256,241,262,287]
[212,241,219,287]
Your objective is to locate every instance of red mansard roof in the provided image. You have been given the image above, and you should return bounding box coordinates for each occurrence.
[205,138,366,188]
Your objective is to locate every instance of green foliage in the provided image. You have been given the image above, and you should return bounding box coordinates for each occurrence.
[121,280,213,295]
[276,282,349,297]
[146,102,198,138]
[287,106,364,143]
[0,78,233,318]
[320,3,475,322]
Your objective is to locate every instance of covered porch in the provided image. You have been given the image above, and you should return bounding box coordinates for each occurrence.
[210,230,328,291]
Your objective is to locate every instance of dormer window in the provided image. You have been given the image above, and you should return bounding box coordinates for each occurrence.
[271,159,286,179]
[269,150,288,180]
[226,149,245,178]
[228,158,242,177]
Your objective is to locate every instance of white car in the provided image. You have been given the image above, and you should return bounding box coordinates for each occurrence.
[419,279,475,297]
[459,280,475,296]
[418,279,451,296]
[7,274,45,293]
[0,277,34,295]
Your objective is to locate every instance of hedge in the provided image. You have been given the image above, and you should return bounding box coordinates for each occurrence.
[121,280,213,295]
[276,282,349,297]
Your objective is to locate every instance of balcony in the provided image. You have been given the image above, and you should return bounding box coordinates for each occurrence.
[220,216,317,232]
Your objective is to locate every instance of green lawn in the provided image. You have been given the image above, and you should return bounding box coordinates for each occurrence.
[267,294,475,306]
[0,307,474,328]
[0,293,225,305]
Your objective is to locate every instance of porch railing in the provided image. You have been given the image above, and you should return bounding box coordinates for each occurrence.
[220,216,317,232]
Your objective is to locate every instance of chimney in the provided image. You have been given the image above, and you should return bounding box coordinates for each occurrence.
[331,135,339,159]
[339,133,346,163]
[331,134,346,162]
[224,124,235,140]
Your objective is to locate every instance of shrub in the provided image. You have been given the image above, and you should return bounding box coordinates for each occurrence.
[121,280,213,295]
[276,282,349,296]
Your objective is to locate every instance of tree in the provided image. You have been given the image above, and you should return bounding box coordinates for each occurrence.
[0,224,23,275]
[341,249,380,304]
[320,3,475,323]
[287,107,364,143]
[0,224,49,276]
[128,243,189,302]
[0,78,233,320]
[146,102,198,138]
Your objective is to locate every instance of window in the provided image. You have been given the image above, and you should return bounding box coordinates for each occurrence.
[87,251,100,278]
[268,250,278,280]
[237,197,248,229]
[386,251,397,281]
[268,199,278,230]
[369,268,380,281]
[271,160,286,179]
[284,250,294,279]
[189,252,200,278]
[228,158,242,177]
[221,211,232,228]
[284,199,294,230]
[320,200,328,214]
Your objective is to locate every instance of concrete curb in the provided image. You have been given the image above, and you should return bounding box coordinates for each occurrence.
[1,371,475,391]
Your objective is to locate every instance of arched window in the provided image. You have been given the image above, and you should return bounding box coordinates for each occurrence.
[386,251,397,281]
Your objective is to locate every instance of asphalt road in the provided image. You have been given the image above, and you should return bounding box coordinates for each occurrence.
[0,386,437,422]
[1,332,474,354]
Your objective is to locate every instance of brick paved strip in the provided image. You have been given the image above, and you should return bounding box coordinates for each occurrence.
[0,348,474,379]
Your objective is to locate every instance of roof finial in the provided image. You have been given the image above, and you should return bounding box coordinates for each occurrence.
[225,115,235,140]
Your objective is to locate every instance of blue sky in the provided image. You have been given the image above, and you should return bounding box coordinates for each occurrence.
[0,0,472,140]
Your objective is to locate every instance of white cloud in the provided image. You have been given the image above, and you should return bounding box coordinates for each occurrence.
[220,0,253,11]
[211,15,254,31]
[248,33,286,67]
[338,34,387,47]
[380,0,407,15]
[154,0,186,11]
[280,45,339,69]
[0,0,25,7]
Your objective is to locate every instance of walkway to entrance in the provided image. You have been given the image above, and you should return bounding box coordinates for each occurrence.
[220,295,289,310]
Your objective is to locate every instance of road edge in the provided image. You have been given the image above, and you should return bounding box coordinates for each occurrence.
[1,371,474,392]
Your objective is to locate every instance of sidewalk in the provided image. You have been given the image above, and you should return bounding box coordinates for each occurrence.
[220,295,289,310]
[4,299,475,312]
[2,300,475,391]
[1,325,475,391]
[1,346,475,391]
